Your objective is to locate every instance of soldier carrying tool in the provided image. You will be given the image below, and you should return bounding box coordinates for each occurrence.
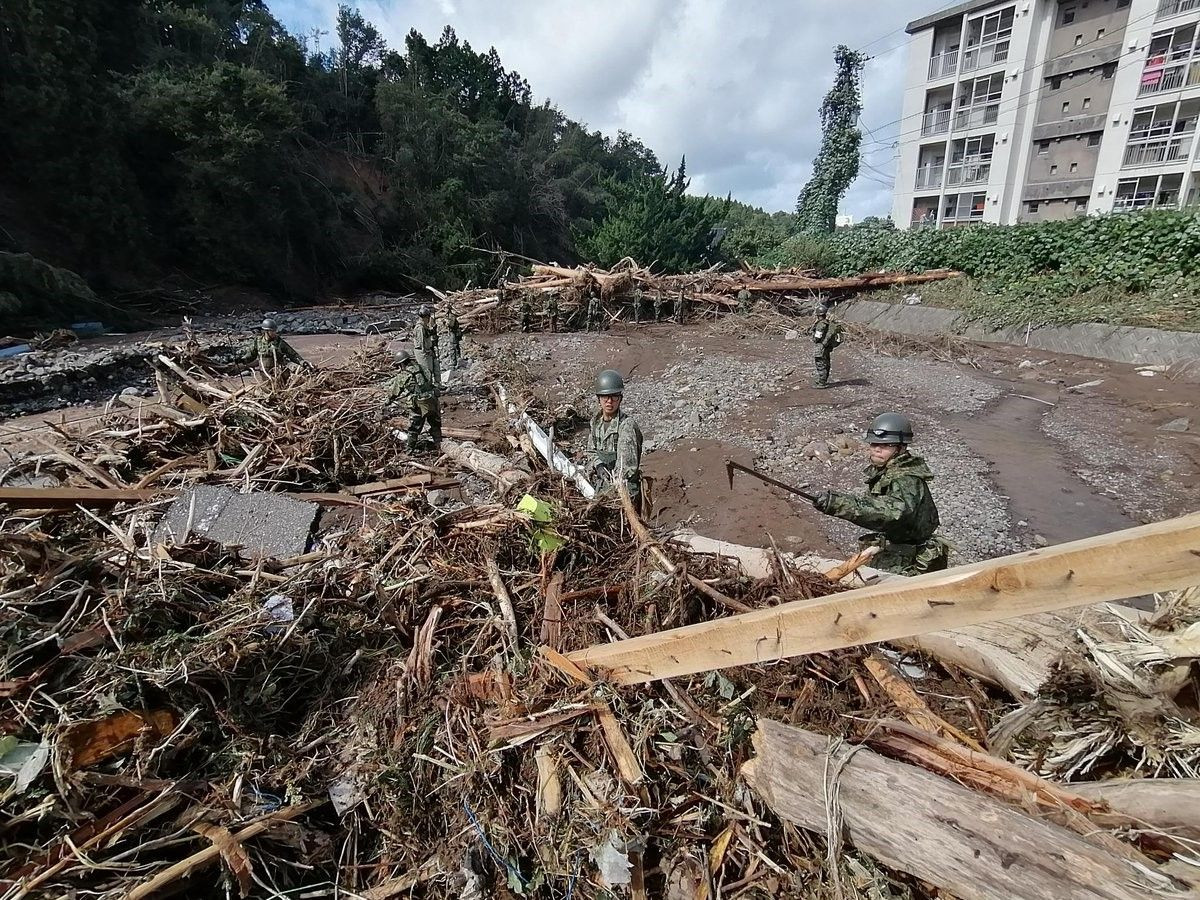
[808,303,843,389]
[241,318,312,376]
[811,412,949,575]
[543,293,559,332]
[632,288,643,325]
[387,349,442,452]
[653,290,666,322]
[412,304,440,385]
[444,303,464,369]
[587,369,643,500]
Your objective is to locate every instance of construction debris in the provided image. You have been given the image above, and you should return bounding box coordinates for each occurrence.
[2,341,1198,898]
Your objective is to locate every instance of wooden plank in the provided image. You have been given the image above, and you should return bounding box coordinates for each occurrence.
[0,486,157,507]
[568,513,1200,684]
[743,719,1180,900]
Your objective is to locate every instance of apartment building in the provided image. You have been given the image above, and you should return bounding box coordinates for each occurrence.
[891,0,1200,228]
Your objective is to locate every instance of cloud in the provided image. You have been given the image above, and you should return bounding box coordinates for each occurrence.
[271,0,932,218]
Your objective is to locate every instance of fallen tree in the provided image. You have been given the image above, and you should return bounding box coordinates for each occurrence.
[742,719,1186,900]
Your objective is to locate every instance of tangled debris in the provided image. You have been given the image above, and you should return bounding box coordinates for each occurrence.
[2,343,1198,899]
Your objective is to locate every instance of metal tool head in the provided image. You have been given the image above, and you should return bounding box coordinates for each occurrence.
[725,459,737,491]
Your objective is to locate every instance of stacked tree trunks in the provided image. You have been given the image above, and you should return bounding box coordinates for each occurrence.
[1,345,1198,898]
[438,259,961,331]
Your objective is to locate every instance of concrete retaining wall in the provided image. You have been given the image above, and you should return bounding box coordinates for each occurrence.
[839,300,1200,373]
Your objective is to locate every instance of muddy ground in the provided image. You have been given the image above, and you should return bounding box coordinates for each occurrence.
[3,321,1197,565]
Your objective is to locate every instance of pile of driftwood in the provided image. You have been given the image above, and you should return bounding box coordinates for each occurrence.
[437,259,961,330]
[2,346,1199,898]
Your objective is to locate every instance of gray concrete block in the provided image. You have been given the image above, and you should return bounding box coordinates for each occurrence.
[156,485,318,559]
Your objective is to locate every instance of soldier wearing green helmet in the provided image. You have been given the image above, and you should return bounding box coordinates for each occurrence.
[811,412,949,575]
[412,304,440,384]
[587,368,643,499]
[240,317,311,376]
[387,348,441,451]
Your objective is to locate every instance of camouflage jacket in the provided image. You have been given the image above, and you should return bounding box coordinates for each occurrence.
[544,295,559,315]
[241,334,304,368]
[413,319,437,355]
[820,451,940,547]
[588,411,643,495]
[387,365,437,407]
[444,312,462,337]
[808,320,843,352]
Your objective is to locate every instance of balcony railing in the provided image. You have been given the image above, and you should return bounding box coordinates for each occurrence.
[1122,134,1193,167]
[946,158,992,186]
[1113,194,1158,212]
[914,166,943,189]
[921,108,951,136]
[911,209,940,226]
[1159,0,1200,19]
[961,40,1009,74]
[1139,55,1200,95]
[928,49,959,80]
[952,102,1000,130]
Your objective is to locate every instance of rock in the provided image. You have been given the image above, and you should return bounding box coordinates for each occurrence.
[1067,379,1104,392]
[1159,417,1190,433]
[687,411,702,427]
[956,356,970,365]
[784,329,800,341]
[1017,360,1034,369]
[426,489,449,506]
[1033,534,1048,548]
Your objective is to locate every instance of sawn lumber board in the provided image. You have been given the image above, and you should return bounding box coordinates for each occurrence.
[568,512,1200,684]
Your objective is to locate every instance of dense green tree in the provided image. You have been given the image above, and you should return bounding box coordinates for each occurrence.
[795,45,868,234]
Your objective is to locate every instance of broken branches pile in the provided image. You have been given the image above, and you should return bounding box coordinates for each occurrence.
[442,259,961,330]
[2,348,1197,898]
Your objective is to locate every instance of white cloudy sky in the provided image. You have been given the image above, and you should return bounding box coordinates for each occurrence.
[273,0,936,217]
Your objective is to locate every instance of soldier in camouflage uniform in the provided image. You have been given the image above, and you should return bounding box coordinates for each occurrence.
[241,318,312,376]
[587,369,643,500]
[520,294,533,333]
[632,288,643,325]
[388,349,442,451]
[737,288,753,316]
[444,304,464,369]
[812,412,949,576]
[673,289,686,324]
[412,304,440,385]
[586,290,604,332]
[543,293,559,332]
[653,290,665,321]
[808,305,843,388]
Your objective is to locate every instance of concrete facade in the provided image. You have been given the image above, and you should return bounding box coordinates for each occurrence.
[892,0,1200,227]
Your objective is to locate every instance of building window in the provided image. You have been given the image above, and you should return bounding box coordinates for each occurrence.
[1038,140,1051,154]
[1062,101,1071,115]
[1050,164,1059,174]
[1082,97,1091,111]
[1051,76,1062,89]
[1075,199,1088,212]
[1087,133,1101,146]
[1028,201,1040,213]
[1070,162,1079,172]
[1116,0,1129,7]
[1061,7,1076,25]
[1102,63,1116,79]
[1096,28,1105,40]
[1074,34,1084,47]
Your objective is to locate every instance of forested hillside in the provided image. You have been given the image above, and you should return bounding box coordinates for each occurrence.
[0,1,738,307]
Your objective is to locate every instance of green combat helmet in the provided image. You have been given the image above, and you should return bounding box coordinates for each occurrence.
[593,369,625,396]
[863,412,914,445]
[396,349,415,364]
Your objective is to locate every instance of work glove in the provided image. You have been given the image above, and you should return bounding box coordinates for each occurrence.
[812,490,834,513]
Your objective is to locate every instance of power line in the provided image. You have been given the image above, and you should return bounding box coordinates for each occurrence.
[854,0,977,55]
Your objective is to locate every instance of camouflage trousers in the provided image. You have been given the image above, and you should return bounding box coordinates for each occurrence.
[863,535,949,576]
[813,351,832,386]
[415,351,441,387]
[406,399,442,450]
[448,335,461,368]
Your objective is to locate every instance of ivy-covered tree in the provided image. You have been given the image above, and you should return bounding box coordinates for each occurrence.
[795,45,868,233]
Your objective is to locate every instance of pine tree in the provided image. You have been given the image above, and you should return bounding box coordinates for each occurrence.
[795,45,868,233]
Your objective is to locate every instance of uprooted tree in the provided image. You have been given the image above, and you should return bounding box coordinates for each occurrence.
[795,45,869,234]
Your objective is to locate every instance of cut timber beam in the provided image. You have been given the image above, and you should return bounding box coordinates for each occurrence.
[743,719,1181,900]
[568,512,1200,684]
[0,487,157,507]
